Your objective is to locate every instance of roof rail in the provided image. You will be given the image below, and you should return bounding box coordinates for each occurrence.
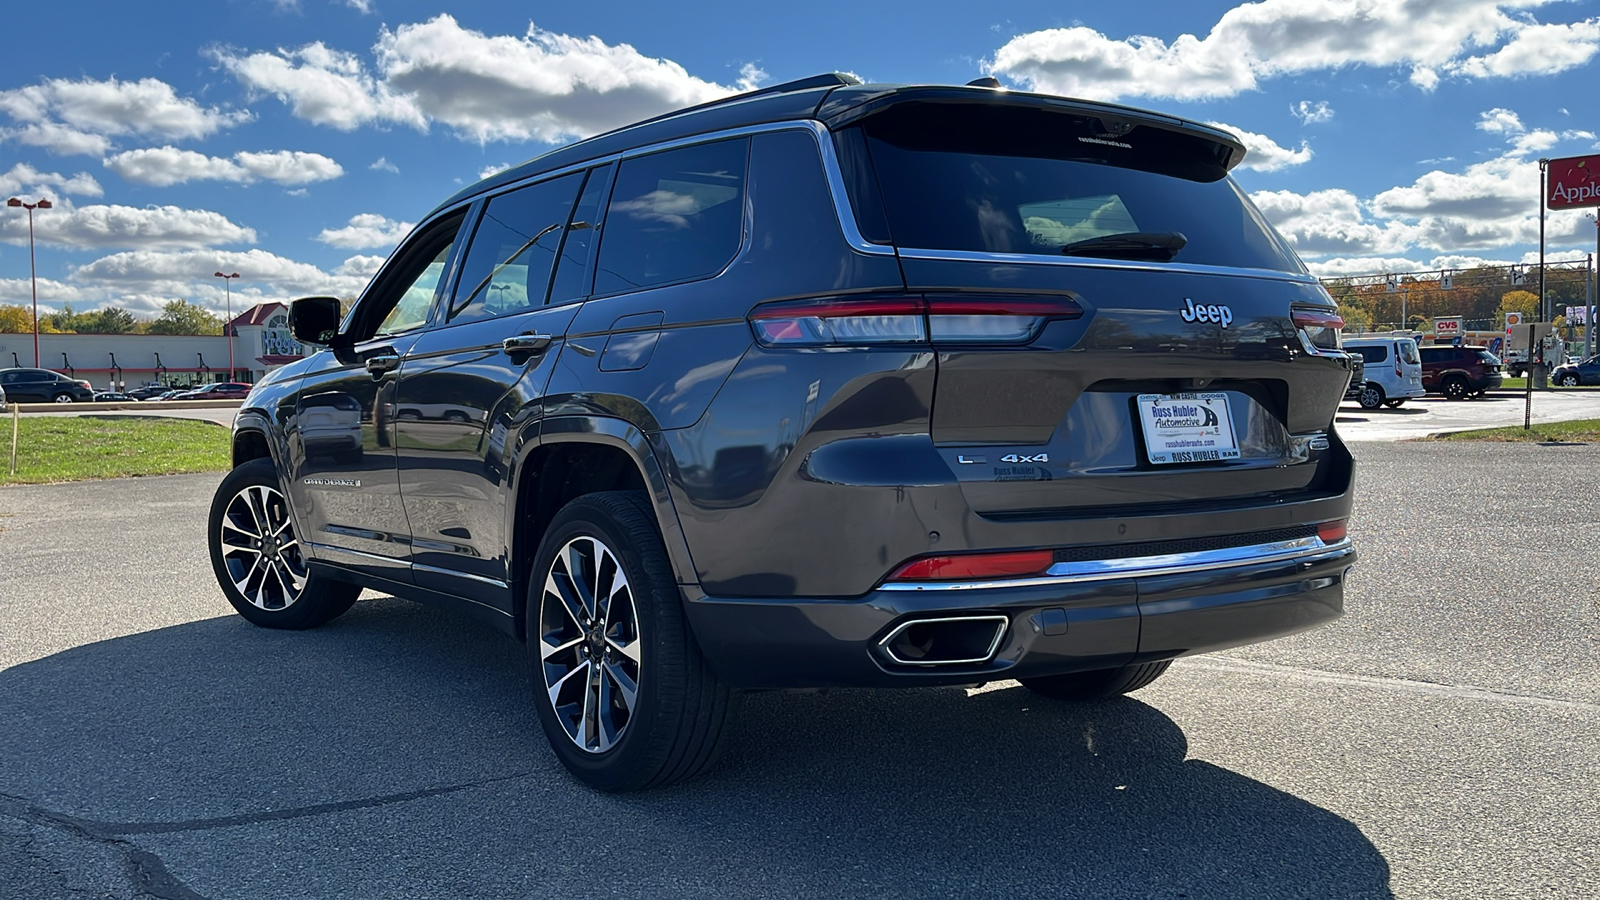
[619,72,862,133]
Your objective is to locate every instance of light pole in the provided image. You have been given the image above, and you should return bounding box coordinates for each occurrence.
[214,271,240,380]
[7,197,53,367]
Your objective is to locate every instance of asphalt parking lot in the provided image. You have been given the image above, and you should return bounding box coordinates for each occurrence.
[1,442,1597,899]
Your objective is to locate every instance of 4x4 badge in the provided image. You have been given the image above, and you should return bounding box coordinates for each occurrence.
[1000,453,1049,464]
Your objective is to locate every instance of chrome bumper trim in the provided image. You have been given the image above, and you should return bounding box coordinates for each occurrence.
[879,537,1353,592]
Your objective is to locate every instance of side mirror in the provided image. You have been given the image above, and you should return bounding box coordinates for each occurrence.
[290,296,346,347]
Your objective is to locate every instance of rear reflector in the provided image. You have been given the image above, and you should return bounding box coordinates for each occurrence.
[749,293,1082,347]
[888,550,1054,581]
[1316,520,1347,543]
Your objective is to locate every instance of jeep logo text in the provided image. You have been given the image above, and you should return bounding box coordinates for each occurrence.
[1180,298,1233,328]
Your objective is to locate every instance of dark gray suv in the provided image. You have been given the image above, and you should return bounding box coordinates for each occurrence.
[208,74,1357,791]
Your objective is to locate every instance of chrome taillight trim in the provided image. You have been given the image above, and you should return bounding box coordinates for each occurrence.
[878,537,1353,592]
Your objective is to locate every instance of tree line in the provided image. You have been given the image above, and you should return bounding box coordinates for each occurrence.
[0,300,224,336]
[1324,263,1592,336]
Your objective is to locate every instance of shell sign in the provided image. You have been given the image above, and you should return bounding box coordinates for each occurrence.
[1547,154,1600,209]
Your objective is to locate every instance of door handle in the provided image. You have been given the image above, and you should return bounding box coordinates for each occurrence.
[502,333,553,356]
[365,354,401,376]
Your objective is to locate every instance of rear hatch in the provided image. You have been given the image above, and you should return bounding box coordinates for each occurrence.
[828,93,1349,517]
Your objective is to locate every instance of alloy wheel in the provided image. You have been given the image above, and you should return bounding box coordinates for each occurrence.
[216,484,308,610]
[538,535,643,754]
[53,394,73,403]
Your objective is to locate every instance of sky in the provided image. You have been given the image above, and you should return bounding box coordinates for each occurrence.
[5,0,1600,322]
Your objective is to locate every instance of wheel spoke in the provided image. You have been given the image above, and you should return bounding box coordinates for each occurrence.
[222,517,259,542]
[544,569,588,631]
[603,659,639,714]
[567,539,598,620]
[540,634,583,662]
[547,659,589,707]
[580,669,601,750]
[606,635,642,666]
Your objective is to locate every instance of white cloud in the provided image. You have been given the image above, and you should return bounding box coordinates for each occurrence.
[0,163,103,199]
[1290,100,1333,125]
[66,249,380,317]
[1253,188,1410,257]
[0,204,256,250]
[214,41,426,131]
[1477,108,1524,134]
[736,62,767,92]
[988,1,1599,101]
[103,147,344,187]
[345,0,373,12]
[218,15,736,143]
[478,162,511,180]
[1305,256,1428,277]
[369,156,399,173]
[1209,122,1312,171]
[1452,20,1600,78]
[3,121,113,157]
[316,213,413,249]
[0,77,250,156]
[0,275,86,307]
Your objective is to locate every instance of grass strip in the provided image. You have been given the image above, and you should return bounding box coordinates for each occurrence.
[2,415,230,485]
[1426,418,1600,443]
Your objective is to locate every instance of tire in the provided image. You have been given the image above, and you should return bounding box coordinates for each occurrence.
[528,491,735,792]
[1560,374,1579,387]
[207,458,360,629]
[51,392,74,403]
[1357,383,1385,410]
[1020,660,1173,700]
[1384,399,1405,408]
[1442,376,1470,400]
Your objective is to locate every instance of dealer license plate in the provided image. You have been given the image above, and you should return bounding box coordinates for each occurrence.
[1136,392,1241,465]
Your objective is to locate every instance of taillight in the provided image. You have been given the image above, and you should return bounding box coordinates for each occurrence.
[749,296,925,346]
[749,294,1082,347]
[1316,520,1347,544]
[1292,306,1344,357]
[887,550,1054,581]
[926,294,1082,343]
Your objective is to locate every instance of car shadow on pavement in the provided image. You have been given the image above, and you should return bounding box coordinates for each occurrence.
[0,597,1393,900]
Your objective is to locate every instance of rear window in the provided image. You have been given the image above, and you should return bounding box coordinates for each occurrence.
[1353,346,1386,364]
[1419,347,1453,364]
[1398,340,1419,365]
[843,103,1305,273]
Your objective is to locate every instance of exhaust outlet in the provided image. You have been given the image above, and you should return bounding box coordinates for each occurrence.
[878,615,1009,667]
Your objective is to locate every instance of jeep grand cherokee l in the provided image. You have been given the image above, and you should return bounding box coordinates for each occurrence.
[207,73,1357,791]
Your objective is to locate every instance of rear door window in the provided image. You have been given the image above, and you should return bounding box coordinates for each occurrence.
[592,138,749,295]
[845,104,1303,272]
[449,173,583,323]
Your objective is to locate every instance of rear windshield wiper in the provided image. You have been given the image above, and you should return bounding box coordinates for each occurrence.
[1060,231,1187,261]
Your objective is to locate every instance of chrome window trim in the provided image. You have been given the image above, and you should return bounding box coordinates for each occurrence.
[877,615,1011,666]
[879,536,1353,592]
[456,120,895,259]
[893,247,1319,283]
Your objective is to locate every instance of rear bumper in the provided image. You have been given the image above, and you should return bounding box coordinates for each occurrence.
[684,539,1354,689]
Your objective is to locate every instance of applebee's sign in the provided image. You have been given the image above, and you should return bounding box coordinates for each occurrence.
[1547,154,1600,209]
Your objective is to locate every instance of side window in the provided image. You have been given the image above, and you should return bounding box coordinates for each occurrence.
[348,212,465,341]
[1354,346,1384,364]
[449,172,583,323]
[593,138,749,296]
[548,164,614,305]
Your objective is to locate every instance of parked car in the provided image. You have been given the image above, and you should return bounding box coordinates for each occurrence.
[0,382,7,411]
[127,384,176,400]
[1551,354,1600,386]
[0,367,96,403]
[1344,336,1426,409]
[169,382,253,401]
[92,391,137,402]
[206,73,1357,791]
[1342,352,1365,403]
[1419,345,1503,399]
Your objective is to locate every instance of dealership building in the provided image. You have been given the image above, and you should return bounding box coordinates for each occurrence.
[0,303,305,391]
